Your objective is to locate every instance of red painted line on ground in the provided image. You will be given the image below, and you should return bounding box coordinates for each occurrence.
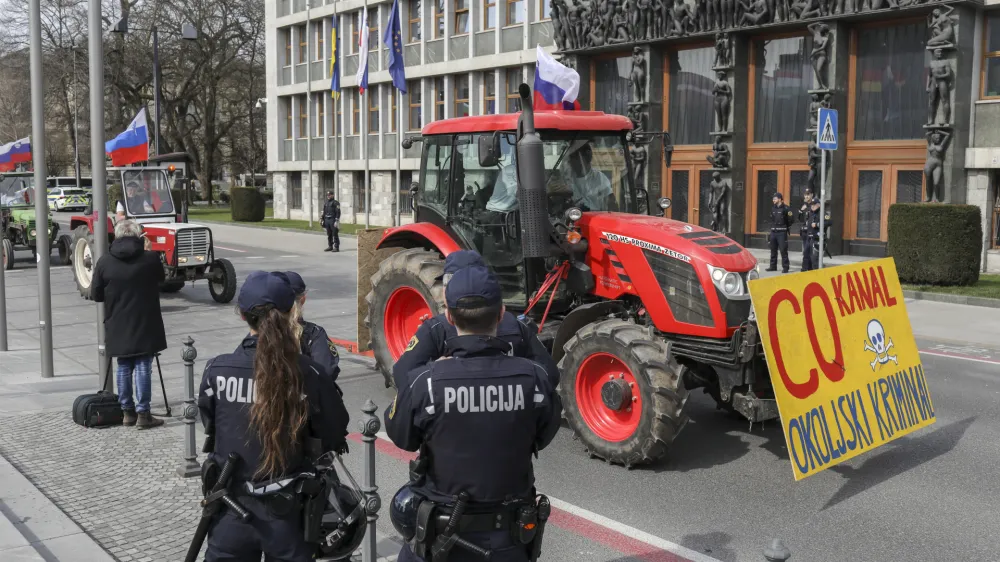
[346,433,697,562]
[214,245,246,253]
[918,348,1000,366]
[330,338,375,357]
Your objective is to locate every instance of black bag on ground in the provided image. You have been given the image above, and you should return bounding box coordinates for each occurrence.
[72,363,124,428]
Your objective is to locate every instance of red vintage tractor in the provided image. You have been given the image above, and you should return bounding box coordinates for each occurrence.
[365,86,775,467]
[67,153,237,303]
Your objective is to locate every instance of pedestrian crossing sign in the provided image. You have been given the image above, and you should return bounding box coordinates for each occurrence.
[817,107,838,150]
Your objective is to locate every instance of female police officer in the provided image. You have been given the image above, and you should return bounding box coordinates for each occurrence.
[198,270,350,562]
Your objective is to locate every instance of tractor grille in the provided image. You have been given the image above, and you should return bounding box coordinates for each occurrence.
[176,228,210,258]
[643,249,714,327]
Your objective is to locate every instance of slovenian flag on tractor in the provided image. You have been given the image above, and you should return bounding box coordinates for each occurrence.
[0,137,32,172]
[533,45,581,111]
[356,8,370,95]
[105,108,149,166]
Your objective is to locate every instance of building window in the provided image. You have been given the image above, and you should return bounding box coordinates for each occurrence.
[985,14,1000,98]
[506,68,521,112]
[285,101,293,139]
[353,172,367,212]
[370,86,380,132]
[284,31,292,66]
[752,36,812,144]
[484,0,497,29]
[668,47,714,145]
[593,56,631,116]
[408,0,421,42]
[351,12,360,54]
[539,0,551,20]
[352,90,361,134]
[484,73,496,114]
[434,77,445,120]
[290,172,303,210]
[369,8,378,51]
[454,0,470,34]
[316,97,325,137]
[433,0,444,39]
[853,22,929,140]
[409,80,422,130]
[506,0,524,25]
[454,75,470,117]
[298,25,307,64]
[298,97,308,138]
[390,89,398,132]
[314,21,324,61]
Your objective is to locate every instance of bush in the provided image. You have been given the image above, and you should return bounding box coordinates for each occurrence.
[107,183,123,212]
[170,189,184,212]
[887,203,982,286]
[230,187,265,222]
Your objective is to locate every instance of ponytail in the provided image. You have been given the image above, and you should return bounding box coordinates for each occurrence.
[245,305,308,479]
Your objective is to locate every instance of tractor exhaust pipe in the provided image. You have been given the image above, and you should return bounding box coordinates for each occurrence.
[515,83,549,303]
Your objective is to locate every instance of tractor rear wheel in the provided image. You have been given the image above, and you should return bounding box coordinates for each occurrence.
[57,234,73,266]
[365,248,444,387]
[558,319,689,467]
[71,225,95,300]
[208,258,237,303]
[160,280,185,293]
[2,238,12,270]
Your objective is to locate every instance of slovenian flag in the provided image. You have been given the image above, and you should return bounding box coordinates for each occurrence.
[356,9,370,95]
[533,45,581,111]
[105,108,149,166]
[0,137,31,172]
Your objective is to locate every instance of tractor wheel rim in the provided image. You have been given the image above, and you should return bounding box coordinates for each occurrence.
[575,352,642,443]
[385,286,431,361]
[210,266,224,293]
[74,239,93,286]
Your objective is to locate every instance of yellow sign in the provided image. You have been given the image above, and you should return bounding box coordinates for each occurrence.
[748,258,936,480]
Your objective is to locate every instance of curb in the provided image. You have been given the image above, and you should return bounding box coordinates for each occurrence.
[193,218,360,238]
[902,289,1000,309]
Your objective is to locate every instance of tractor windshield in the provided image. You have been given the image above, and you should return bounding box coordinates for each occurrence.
[0,175,36,206]
[120,169,175,216]
[539,132,635,215]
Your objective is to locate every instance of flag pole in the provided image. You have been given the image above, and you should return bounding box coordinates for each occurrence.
[363,0,370,229]
[88,0,109,388]
[396,90,402,227]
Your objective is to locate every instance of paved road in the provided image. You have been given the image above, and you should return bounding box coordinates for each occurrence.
[3,217,997,561]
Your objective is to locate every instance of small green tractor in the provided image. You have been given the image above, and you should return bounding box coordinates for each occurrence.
[1,172,70,270]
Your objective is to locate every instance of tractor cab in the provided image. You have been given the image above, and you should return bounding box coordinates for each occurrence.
[116,168,177,223]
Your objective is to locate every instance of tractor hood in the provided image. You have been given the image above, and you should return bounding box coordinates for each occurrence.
[577,213,758,271]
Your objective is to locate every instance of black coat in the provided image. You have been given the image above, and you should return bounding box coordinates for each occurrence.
[92,236,168,358]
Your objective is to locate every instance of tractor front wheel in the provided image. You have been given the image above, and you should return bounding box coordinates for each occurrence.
[559,319,689,467]
[2,238,12,270]
[208,258,237,303]
[160,280,185,293]
[365,248,444,387]
[57,235,73,266]
[71,225,95,299]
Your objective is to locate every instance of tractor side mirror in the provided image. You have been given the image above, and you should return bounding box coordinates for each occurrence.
[478,133,501,168]
[84,203,93,216]
[637,188,649,215]
[663,143,674,168]
[409,181,419,195]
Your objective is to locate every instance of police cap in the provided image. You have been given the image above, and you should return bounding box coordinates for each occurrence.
[238,271,295,313]
[436,250,486,280]
[445,265,502,309]
[283,271,307,295]
[772,192,783,200]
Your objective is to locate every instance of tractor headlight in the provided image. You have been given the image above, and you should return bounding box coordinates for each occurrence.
[29,229,36,237]
[707,264,748,298]
[747,266,760,281]
[722,272,740,295]
[178,256,188,264]
[566,207,583,222]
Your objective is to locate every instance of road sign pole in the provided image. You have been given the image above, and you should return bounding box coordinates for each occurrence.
[816,107,838,270]
[819,147,826,270]
[89,0,110,389]
[0,241,6,351]
[30,0,54,378]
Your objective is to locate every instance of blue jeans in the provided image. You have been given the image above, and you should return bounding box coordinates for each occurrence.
[116,356,152,413]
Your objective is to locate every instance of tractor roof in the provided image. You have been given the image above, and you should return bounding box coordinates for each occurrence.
[422,111,633,136]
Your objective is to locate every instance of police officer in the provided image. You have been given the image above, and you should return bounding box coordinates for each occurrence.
[385,265,562,562]
[797,190,814,272]
[766,192,794,273]
[801,199,821,272]
[280,271,341,380]
[322,190,341,252]
[392,250,559,390]
[198,271,350,562]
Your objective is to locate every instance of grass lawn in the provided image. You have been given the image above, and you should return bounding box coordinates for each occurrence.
[903,274,1000,300]
[187,206,363,235]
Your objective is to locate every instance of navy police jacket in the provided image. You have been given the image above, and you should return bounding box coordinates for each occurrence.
[300,319,340,380]
[384,335,563,505]
[391,312,559,390]
[198,336,351,483]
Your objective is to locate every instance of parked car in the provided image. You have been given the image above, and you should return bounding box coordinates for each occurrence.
[47,187,91,211]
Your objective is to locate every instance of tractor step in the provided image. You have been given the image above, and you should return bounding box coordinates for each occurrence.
[731,391,780,423]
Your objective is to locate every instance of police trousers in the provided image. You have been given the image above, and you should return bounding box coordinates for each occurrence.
[206,496,313,562]
[768,230,789,272]
[397,530,529,562]
[801,235,816,272]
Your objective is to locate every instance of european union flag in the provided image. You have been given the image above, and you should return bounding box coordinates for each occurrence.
[384,0,407,93]
[330,16,340,99]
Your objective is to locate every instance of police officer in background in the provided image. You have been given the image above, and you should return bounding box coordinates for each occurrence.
[392,250,559,390]
[767,192,794,273]
[198,271,350,561]
[322,190,341,252]
[801,198,822,272]
[797,189,814,272]
[385,265,562,562]
[280,271,341,380]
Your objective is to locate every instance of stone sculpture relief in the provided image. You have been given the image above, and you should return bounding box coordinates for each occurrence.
[706,137,731,169]
[712,71,732,132]
[738,0,770,27]
[807,140,821,193]
[809,94,822,129]
[709,172,730,233]
[627,104,649,132]
[631,47,647,102]
[927,48,953,126]
[808,23,831,91]
[924,130,951,203]
[927,6,956,48]
[631,140,649,192]
[714,32,731,68]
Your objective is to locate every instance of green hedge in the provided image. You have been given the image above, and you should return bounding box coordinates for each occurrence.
[107,183,123,213]
[170,189,184,212]
[886,203,982,286]
[230,187,265,222]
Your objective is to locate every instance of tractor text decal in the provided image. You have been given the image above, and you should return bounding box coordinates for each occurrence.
[747,258,936,481]
[601,232,691,263]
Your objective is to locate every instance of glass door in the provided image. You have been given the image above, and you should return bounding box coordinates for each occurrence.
[750,165,812,235]
[850,165,924,241]
[668,165,713,225]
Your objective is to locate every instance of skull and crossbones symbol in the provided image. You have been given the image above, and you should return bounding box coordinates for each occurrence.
[864,319,898,371]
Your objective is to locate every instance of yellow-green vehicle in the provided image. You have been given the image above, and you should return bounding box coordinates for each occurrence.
[1,173,70,269]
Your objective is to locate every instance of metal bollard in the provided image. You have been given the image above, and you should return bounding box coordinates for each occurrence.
[359,399,382,562]
[764,538,791,561]
[177,336,200,478]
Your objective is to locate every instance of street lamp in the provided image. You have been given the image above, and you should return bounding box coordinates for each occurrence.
[111,17,197,157]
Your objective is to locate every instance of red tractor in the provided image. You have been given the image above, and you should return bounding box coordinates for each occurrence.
[365,86,774,467]
[67,153,237,304]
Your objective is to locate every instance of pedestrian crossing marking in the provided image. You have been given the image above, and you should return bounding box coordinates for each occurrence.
[817,107,839,150]
[820,118,836,145]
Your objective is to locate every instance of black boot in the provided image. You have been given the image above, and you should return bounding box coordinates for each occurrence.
[324,246,333,252]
